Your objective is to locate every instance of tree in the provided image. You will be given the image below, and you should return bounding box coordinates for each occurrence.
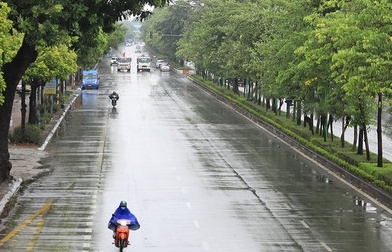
[77,27,108,68]
[328,0,392,165]
[106,23,127,52]
[143,0,197,62]
[251,0,313,115]
[0,3,23,105]
[24,44,78,127]
[0,0,169,182]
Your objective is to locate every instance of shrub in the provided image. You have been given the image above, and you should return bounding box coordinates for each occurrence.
[10,124,42,144]
[39,112,52,126]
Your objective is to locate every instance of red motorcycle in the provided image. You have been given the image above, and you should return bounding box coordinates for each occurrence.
[114,219,131,251]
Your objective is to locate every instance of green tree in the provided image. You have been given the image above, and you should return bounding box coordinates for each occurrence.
[77,27,108,68]
[176,0,229,75]
[0,0,169,181]
[143,0,196,62]
[328,0,392,165]
[251,0,313,114]
[0,3,23,105]
[106,22,127,52]
[24,44,78,127]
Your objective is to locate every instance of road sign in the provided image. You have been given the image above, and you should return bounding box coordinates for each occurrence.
[44,79,56,94]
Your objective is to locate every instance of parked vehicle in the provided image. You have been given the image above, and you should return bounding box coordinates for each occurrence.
[82,69,100,90]
[136,56,151,72]
[159,62,171,72]
[155,59,164,69]
[117,57,131,72]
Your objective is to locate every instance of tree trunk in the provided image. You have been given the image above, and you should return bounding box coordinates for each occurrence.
[341,116,345,148]
[328,114,333,142]
[0,38,38,182]
[28,79,39,125]
[278,99,283,116]
[233,77,239,95]
[364,124,370,161]
[310,113,314,135]
[266,98,270,110]
[352,125,357,151]
[377,93,383,167]
[357,127,364,155]
[21,81,27,135]
[296,101,301,125]
[321,114,327,142]
[272,98,277,114]
[292,100,296,122]
[285,100,291,118]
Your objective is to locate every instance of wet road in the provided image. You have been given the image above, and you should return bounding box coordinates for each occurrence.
[2,44,392,251]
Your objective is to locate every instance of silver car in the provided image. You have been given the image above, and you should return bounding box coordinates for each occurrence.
[156,59,164,69]
[159,62,171,72]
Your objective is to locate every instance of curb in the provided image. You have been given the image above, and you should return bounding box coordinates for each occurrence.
[38,92,80,151]
[0,178,22,213]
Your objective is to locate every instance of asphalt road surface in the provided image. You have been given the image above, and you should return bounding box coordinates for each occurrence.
[1,44,392,251]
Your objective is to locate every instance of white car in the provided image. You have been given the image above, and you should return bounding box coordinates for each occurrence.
[110,57,118,66]
[156,59,165,69]
[159,62,171,72]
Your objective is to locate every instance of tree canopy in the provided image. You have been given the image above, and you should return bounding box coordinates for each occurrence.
[145,0,392,167]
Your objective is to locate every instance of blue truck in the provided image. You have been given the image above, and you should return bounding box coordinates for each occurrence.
[82,69,99,90]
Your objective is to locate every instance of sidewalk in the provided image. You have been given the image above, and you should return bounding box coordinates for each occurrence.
[0,91,80,215]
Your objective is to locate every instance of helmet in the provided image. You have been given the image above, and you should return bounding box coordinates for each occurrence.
[120,200,127,209]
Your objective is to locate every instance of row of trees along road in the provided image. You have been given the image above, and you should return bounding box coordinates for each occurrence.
[0,0,170,182]
[143,0,392,168]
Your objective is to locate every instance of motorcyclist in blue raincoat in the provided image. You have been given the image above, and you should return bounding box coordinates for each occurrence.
[108,200,140,238]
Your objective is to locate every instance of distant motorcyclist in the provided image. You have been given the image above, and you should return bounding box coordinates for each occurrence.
[108,200,140,238]
[109,90,119,107]
[109,90,119,101]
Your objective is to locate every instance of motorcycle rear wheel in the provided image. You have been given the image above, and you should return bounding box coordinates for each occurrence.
[119,238,126,252]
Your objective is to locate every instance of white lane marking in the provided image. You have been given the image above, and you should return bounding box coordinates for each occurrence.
[300,220,310,228]
[282,202,292,209]
[320,241,333,251]
[187,202,192,209]
[193,220,200,228]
